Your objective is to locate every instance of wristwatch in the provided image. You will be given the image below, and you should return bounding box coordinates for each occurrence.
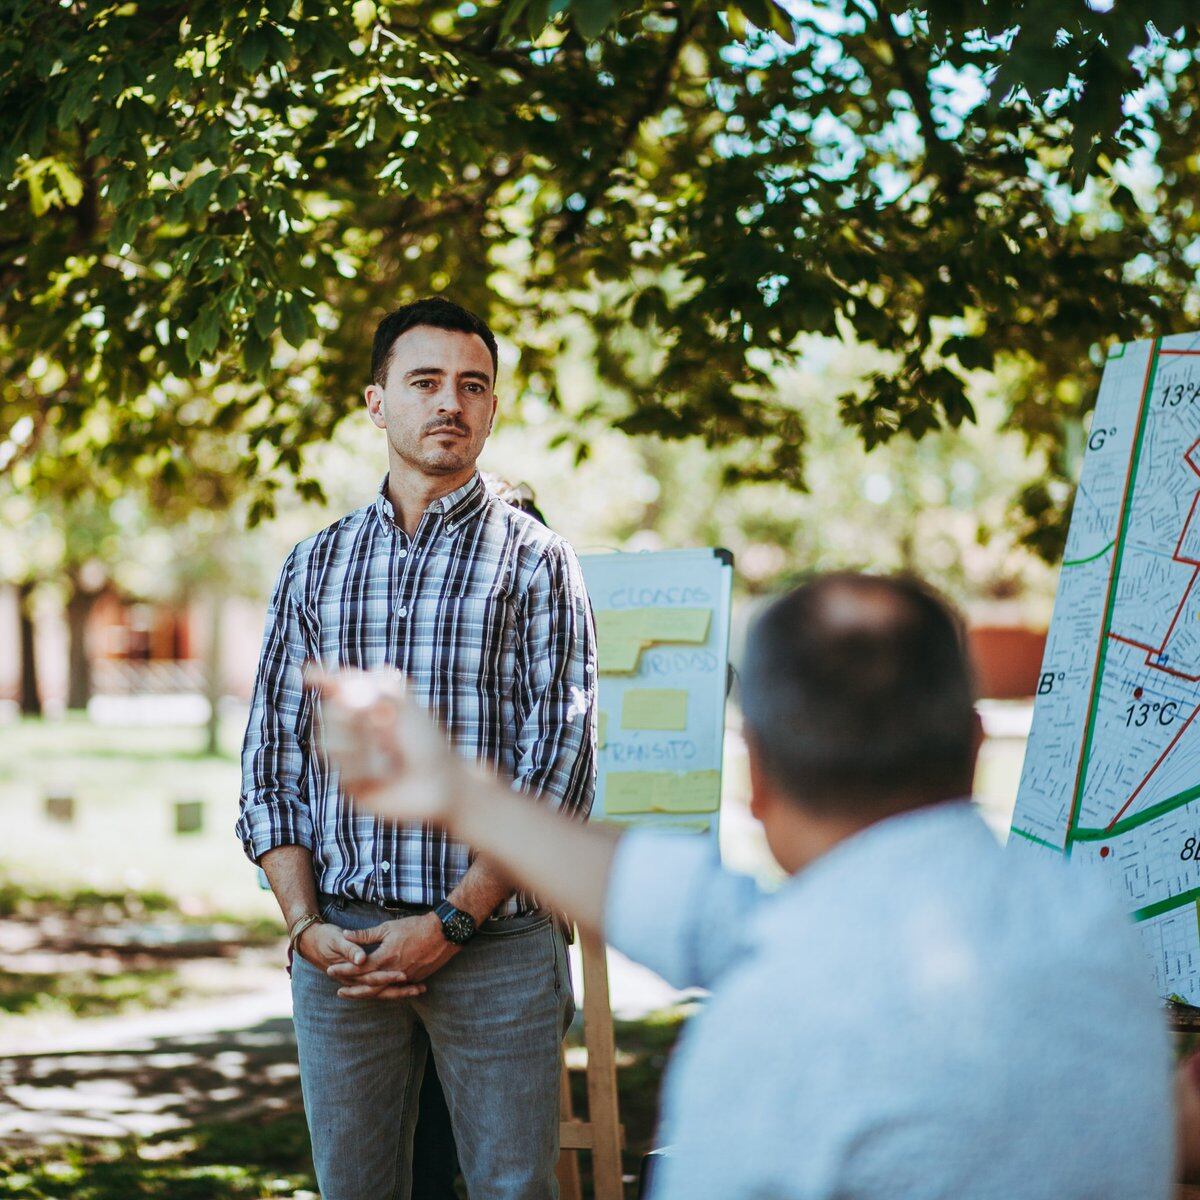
[434,899,477,945]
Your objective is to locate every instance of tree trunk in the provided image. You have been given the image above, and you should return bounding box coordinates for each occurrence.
[16,580,42,717]
[203,592,224,756]
[65,580,99,712]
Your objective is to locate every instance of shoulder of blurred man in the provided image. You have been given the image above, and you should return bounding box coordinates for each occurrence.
[641,800,1175,1199]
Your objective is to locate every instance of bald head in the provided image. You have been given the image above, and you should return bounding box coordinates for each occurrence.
[739,573,978,815]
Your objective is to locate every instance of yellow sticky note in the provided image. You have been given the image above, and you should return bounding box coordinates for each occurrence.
[597,712,608,749]
[605,769,721,815]
[598,639,643,674]
[662,769,721,812]
[605,773,665,815]
[595,607,712,649]
[637,608,711,644]
[621,688,688,731]
[596,610,647,642]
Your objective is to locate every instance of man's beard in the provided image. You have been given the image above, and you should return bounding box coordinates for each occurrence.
[394,427,477,475]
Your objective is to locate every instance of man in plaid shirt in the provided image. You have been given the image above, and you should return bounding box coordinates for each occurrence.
[236,296,596,1200]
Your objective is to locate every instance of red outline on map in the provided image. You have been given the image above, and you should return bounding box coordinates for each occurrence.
[1104,435,1200,830]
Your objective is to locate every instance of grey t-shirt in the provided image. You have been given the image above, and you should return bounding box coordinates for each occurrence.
[606,801,1173,1199]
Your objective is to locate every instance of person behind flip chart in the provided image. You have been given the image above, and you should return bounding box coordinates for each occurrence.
[318,572,1174,1200]
[236,297,596,1200]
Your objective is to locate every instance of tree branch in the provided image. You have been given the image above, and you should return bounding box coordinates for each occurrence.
[551,11,696,249]
[875,5,964,197]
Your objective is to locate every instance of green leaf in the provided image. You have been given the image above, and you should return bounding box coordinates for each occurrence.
[239,28,270,74]
[106,171,131,209]
[253,296,278,339]
[217,176,241,211]
[281,296,308,349]
[732,0,774,34]
[941,335,994,373]
[525,0,554,39]
[765,1,797,45]
[570,0,612,39]
[247,495,276,527]
[185,305,220,364]
[26,169,47,216]
[186,170,222,214]
[244,330,271,374]
[498,0,532,40]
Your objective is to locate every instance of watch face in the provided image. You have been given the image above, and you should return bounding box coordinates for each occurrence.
[441,908,476,945]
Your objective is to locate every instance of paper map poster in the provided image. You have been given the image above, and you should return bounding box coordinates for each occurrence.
[1012,333,1200,1002]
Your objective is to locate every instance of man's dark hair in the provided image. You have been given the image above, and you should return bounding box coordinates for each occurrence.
[371,296,499,388]
[739,573,977,813]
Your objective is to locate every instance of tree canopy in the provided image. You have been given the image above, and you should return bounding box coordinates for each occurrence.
[2,0,1198,546]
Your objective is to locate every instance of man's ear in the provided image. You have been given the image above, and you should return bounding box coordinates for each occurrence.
[364,383,386,429]
[744,730,774,823]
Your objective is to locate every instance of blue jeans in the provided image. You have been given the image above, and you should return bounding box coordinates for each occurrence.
[292,895,574,1200]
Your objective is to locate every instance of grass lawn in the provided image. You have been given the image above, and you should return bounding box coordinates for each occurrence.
[0,1114,319,1199]
[0,878,282,1021]
[0,1009,687,1199]
[0,714,275,918]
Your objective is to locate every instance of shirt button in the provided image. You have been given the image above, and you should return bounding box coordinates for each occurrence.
[398,606,408,618]
[399,548,408,559]
[380,862,390,873]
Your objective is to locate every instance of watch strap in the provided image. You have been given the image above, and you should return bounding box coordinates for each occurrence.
[434,899,477,944]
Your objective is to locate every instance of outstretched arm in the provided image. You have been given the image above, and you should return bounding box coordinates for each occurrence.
[451,774,622,937]
[317,669,765,990]
[318,670,620,936]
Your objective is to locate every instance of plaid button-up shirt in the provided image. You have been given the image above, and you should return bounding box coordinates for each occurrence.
[236,472,597,915]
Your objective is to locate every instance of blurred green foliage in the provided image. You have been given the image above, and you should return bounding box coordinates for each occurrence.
[0,879,174,918]
[0,967,188,1018]
[1,1,1199,551]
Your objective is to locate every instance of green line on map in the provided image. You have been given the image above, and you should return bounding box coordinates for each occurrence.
[1072,782,1200,841]
[1009,826,1065,853]
[1063,540,1116,568]
[1134,886,1200,924]
[1194,901,1199,945]
[1066,338,1162,853]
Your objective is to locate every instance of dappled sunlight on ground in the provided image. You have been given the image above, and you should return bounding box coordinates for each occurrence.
[0,1017,300,1146]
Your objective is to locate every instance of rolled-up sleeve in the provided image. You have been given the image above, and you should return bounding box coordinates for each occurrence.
[235,551,315,861]
[605,831,767,990]
[510,540,596,819]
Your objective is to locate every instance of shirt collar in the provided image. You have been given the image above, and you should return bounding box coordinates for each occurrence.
[748,798,985,948]
[373,472,489,535]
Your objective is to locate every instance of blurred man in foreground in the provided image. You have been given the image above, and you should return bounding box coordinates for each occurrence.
[320,573,1174,1200]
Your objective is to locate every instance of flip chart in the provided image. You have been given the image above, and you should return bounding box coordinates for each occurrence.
[581,549,733,842]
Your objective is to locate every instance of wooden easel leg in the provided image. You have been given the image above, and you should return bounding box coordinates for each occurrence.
[581,931,624,1200]
[557,1049,583,1200]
